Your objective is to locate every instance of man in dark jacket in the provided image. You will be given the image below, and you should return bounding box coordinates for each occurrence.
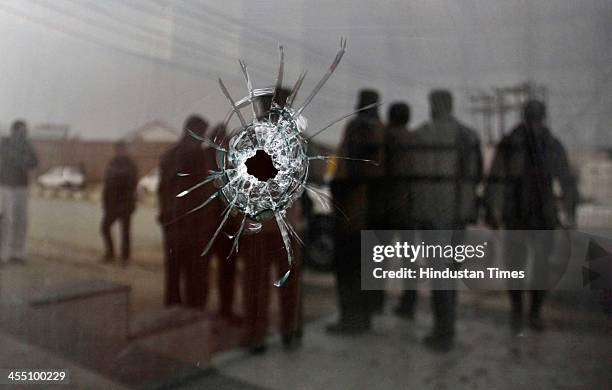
[327,89,386,335]
[158,115,210,308]
[377,102,420,318]
[407,90,483,351]
[377,101,413,227]
[158,115,239,313]
[101,141,138,264]
[484,99,577,332]
[0,120,38,265]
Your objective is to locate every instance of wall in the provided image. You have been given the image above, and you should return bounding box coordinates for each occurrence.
[32,139,173,183]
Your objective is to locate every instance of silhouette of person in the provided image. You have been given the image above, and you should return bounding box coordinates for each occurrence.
[375,102,413,228]
[373,102,421,318]
[327,89,385,335]
[0,120,38,265]
[158,115,212,308]
[406,90,483,351]
[202,123,240,321]
[484,99,578,332]
[100,141,138,265]
[241,87,303,353]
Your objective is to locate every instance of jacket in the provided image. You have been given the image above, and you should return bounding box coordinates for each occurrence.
[102,155,138,214]
[405,115,483,229]
[484,123,577,229]
[0,136,38,187]
[332,114,385,235]
[158,137,219,227]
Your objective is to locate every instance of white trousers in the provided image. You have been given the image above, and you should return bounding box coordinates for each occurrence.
[0,186,29,262]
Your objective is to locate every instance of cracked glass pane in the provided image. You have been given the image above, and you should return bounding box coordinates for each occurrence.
[174,39,364,287]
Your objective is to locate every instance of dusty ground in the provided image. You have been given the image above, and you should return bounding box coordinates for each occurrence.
[0,196,608,389]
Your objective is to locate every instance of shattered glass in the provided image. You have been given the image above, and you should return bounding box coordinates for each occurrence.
[174,38,375,287]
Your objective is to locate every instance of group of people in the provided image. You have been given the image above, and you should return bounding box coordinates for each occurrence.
[101,98,302,353]
[328,88,577,352]
[0,81,579,357]
[98,85,577,354]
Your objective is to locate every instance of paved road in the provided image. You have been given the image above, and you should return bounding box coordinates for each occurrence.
[29,196,164,266]
[25,196,338,321]
[214,312,611,390]
[11,197,612,390]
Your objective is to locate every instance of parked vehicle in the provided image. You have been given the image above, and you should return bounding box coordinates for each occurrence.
[37,166,86,190]
[137,168,159,196]
[302,183,334,272]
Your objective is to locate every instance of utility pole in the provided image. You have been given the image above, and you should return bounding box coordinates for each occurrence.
[468,80,548,144]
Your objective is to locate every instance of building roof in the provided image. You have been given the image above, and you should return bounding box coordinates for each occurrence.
[124,120,179,143]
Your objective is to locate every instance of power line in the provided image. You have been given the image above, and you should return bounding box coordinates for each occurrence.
[175,0,423,87]
[78,0,346,104]
[112,0,370,105]
[0,1,219,81]
[37,0,225,71]
[116,0,239,47]
[72,0,254,72]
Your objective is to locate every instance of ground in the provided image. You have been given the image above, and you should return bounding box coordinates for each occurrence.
[0,195,608,389]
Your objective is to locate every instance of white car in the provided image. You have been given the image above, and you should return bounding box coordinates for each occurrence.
[138,168,159,196]
[37,166,86,190]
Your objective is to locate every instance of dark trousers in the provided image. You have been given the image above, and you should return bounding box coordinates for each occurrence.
[397,229,460,338]
[163,224,204,307]
[214,236,237,317]
[101,211,132,260]
[163,223,237,311]
[505,230,553,318]
[334,233,377,329]
[242,232,302,346]
[396,290,456,337]
[509,290,546,317]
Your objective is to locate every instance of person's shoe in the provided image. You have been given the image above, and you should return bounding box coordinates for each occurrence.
[219,312,244,326]
[325,322,370,336]
[282,331,303,350]
[393,306,415,320]
[528,315,545,332]
[248,343,268,355]
[423,333,454,353]
[371,305,385,316]
[510,312,524,334]
[9,257,27,266]
[100,255,114,263]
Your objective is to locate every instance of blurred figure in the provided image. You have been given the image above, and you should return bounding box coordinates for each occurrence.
[100,141,138,264]
[376,102,420,318]
[377,101,412,225]
[242,87,303,353]
[0,120,38,265]
[241,208,303,353]
[407,90,482,351]
[158,117,239,316]
[158,115,210,308]
[204,123,240,320]
[328,89,385,335]
[484,99,577,332]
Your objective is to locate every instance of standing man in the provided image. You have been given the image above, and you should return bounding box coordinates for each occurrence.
[101,141,138,265]
[408,90,482,351]
[0,120,38,265]
[484,99,577,332]
[327,89,385,335]
[158,115,213,308]
[242,88,304,353]
[376,102,420,318]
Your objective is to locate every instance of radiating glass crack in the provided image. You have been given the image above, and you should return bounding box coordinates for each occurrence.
[173,39,369,287]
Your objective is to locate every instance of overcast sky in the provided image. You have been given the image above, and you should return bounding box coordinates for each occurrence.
[0,0,610,147]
